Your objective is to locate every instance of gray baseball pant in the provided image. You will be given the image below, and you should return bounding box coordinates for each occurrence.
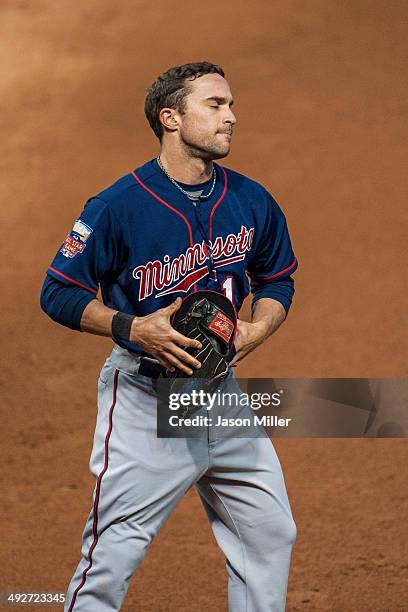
[64,345,296,611]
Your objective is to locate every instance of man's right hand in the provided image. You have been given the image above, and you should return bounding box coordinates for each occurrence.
[130,297,202,375]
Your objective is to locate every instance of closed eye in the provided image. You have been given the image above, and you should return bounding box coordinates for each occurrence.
[205,96,234,108]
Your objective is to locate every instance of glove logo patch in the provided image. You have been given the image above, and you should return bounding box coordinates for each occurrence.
[60,219,93,259]
[208,312,234,344]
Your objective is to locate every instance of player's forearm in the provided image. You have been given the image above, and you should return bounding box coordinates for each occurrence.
[80,297,202,374]
[80,299,119,337]
[250,297,286,342]
[231,298,286,365]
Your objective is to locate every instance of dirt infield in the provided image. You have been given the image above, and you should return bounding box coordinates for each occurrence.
[1,1,407,610]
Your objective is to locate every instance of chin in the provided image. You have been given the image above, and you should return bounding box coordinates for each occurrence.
[183,134,231,160]
[205,145,231,160]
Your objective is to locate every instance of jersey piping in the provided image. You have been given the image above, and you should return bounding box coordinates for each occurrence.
[48,266,98,295]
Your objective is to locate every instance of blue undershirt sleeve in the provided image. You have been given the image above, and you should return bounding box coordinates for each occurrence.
[250,275,295,317]
[40,274,97,331]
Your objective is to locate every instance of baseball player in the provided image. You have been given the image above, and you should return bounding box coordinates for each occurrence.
[40,61,298,611]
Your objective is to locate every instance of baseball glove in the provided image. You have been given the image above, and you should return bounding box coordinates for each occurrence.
[163,290,237,413]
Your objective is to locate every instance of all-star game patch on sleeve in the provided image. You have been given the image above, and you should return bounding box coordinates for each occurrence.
[46,197,124,295]
[247,191,298,314]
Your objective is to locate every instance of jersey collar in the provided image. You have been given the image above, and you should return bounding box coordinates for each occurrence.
[132,158,228,213]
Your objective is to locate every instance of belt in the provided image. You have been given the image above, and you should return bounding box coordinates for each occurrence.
[136,349,237,377]
[137,356,163,379]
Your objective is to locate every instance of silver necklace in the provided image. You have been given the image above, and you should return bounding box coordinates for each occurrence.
[156,156,217,200]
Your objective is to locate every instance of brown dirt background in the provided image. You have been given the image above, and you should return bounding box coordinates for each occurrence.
[1,1,407,610]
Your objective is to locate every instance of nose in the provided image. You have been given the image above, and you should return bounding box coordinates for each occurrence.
[226,108,237,125]
[224,106,237,125]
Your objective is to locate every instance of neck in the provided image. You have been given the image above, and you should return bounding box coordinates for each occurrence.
[159,142,213,184]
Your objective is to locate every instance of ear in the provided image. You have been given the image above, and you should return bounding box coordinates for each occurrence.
[159,108,180,133]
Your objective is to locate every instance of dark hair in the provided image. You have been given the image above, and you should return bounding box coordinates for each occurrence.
[145,61,225,140]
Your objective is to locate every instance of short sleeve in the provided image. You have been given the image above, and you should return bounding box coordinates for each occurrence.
[247,191,298,283]
[46,197,123,295]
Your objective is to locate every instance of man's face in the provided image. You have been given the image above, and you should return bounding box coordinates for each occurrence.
[177,73,236,160]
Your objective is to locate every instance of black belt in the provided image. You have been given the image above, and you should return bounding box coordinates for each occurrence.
[137,346,237,379]
[138,356,163,379]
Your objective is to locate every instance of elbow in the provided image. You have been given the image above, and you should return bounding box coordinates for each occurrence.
[39,274,95,331]
[251,276,295,319]
[39,274,66,324]
[39,276,52,317]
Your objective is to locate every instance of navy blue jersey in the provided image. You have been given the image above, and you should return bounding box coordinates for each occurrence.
[45,158,298,353]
